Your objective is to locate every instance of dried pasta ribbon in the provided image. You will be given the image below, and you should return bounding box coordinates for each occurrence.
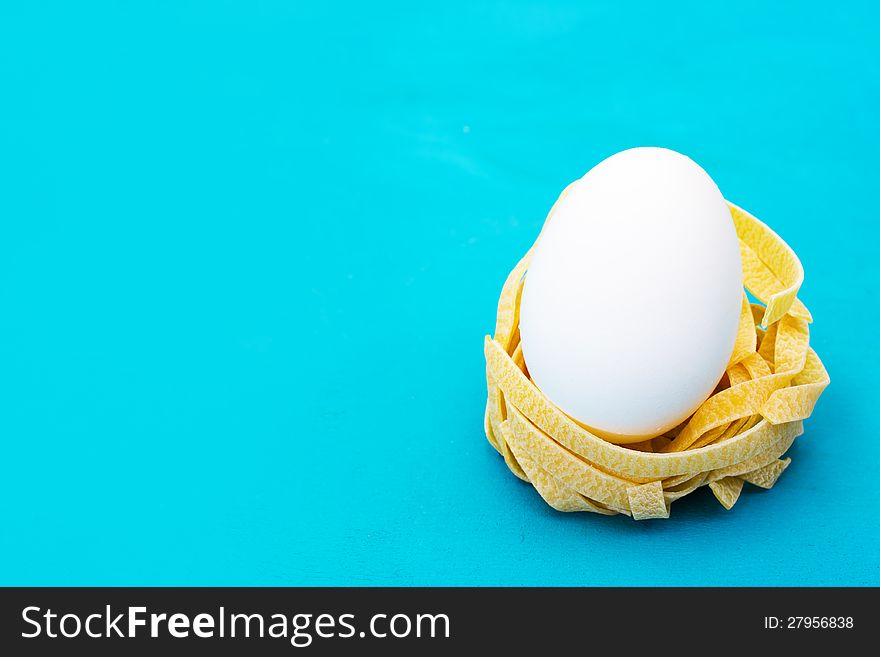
[729,202,811,327]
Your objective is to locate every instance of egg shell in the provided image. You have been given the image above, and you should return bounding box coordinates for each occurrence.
[519,147,743,442]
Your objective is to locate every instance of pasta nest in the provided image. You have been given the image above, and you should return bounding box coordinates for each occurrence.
[484,194,829,519]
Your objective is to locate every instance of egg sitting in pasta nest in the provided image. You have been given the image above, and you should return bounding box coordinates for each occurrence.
[483,150,829,520]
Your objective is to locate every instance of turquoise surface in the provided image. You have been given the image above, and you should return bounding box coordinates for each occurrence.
[1,2,877,586]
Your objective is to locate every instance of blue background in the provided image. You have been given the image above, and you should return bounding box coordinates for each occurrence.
[1,1,877,586]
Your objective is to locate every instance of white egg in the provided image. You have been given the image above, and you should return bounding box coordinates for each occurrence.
[519,147,743,443]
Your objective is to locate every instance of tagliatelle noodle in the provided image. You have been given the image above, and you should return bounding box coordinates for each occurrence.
[483,198,828,519]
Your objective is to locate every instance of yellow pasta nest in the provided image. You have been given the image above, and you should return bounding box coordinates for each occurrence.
[483,197,829,519]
